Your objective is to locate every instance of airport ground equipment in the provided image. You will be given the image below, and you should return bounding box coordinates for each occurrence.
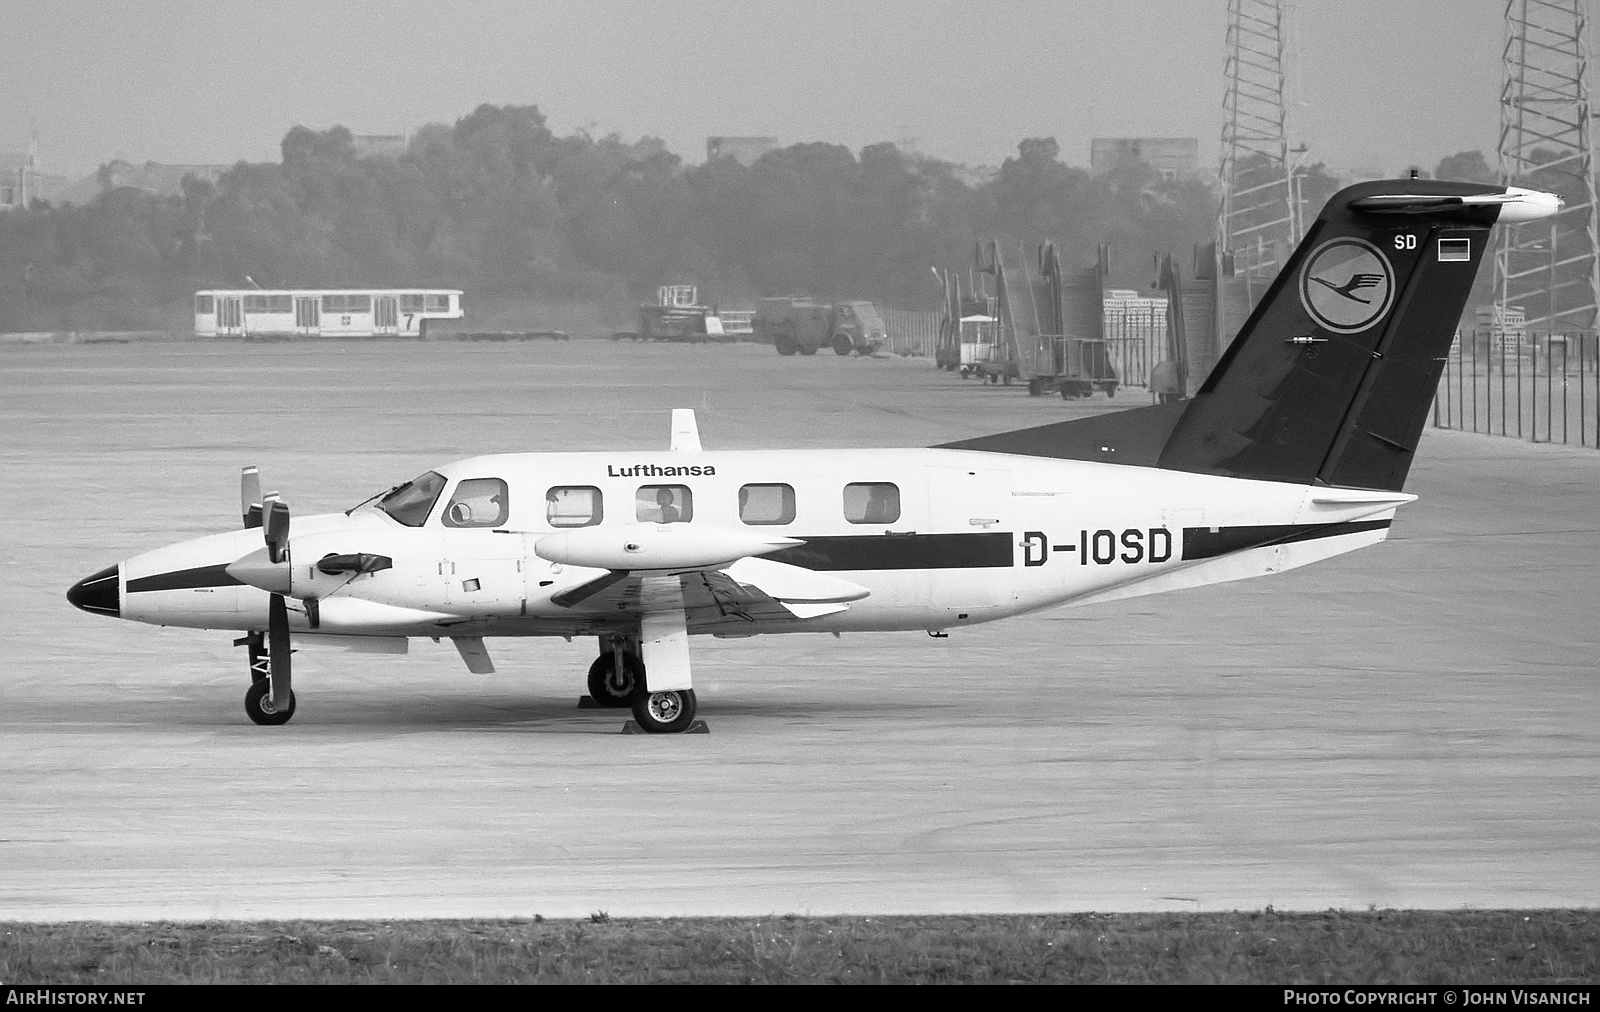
[933,269,995,372]
[754,298,886,356]
[941,241,1118,397]
[69,181,1565,734]
[637,285,736,343]
[1156,243,1263,399]
[194,289,463,339]
[956,314,1001,378]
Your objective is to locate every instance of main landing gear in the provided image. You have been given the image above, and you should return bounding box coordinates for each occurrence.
[588,636,700,734]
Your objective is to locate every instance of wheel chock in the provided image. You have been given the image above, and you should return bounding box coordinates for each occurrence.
[621,719,709,734]
[577,695,603,709]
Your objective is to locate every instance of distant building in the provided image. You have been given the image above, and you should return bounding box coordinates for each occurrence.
[1090,137,1200,180]
[0,152,31,209]
[0,151,72,209]
[706,136,779,166]
[52,160,228,205]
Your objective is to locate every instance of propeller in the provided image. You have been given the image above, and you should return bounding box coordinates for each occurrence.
[241,465,263,529]
[236,466,294,711]
[263,497,290,564]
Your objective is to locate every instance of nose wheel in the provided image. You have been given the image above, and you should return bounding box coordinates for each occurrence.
[245,678,296,726]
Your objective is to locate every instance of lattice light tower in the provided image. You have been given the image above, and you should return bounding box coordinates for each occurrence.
[1496,0,1600,332]
[1218,0,1299,282]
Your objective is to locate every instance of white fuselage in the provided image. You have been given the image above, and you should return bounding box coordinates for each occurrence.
[115,446,1409,642]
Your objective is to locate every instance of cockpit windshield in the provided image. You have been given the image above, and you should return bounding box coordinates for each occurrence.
[374,471,447,527]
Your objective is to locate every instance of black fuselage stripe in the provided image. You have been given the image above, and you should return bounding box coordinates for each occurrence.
[767,533,1015,571]
[1181,519,1391,561]
[126,564,243,593]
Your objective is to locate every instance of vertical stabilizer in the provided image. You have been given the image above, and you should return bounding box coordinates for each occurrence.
[940,180,1561,492]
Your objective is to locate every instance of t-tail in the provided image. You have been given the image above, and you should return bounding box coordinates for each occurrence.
[941,179,1563,491]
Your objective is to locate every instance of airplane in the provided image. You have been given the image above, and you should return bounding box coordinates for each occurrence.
[67,179,1563,733]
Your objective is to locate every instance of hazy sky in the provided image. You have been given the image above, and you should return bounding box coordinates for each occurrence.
[1,0,1509,179]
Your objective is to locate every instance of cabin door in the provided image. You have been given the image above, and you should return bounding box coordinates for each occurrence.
[924,467,1015,617]
[218,297,243,337]
[374,296,398,336]
[295,297,320,336]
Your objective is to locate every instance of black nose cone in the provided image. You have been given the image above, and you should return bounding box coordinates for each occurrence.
[68,564,120,617]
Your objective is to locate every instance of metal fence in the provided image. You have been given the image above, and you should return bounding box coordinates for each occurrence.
[885,308,940,357]
[1433,329,1600,447]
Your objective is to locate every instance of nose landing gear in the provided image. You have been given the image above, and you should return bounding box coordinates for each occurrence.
[244,678,296,726]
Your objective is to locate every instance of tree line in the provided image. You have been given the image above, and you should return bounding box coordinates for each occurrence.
[0,103,1495,333]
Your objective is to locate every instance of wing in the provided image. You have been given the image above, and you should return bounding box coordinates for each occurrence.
[549,557,868,634]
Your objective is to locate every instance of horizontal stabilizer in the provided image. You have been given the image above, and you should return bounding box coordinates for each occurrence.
[1309,490,1417,506]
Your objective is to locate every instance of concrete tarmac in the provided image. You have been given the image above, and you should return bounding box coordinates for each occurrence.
[2,340,1596,919]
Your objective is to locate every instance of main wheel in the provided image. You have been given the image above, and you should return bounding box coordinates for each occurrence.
[831,333,853,356]
[1027,378,1044,397]
[245,679,296,726]
[799,345,817,356]
[587,651,641,708]
[775,335,798,356]
[630,688,697,734]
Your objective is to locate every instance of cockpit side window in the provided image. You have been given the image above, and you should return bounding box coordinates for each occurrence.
[442,477,509,528]
[376,471,447,527]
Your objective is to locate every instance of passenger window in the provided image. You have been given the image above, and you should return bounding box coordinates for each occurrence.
[843,482,900,524]
[442,478,509,528]
[547,486,602,528]
[195,294,214,314]
[637,485,692,524]
[739,483,796,525]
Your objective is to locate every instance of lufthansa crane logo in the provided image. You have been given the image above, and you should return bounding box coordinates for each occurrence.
[1298,237,1395,334]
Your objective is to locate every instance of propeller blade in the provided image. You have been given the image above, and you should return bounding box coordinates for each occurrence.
[267,593,292,709]
[263,499,290,564]
[241,466,263,529]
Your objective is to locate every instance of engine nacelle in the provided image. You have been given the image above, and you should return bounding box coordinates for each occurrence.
[534,523,801,571]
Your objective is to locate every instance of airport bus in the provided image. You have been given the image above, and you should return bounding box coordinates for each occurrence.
[194,289,464,339]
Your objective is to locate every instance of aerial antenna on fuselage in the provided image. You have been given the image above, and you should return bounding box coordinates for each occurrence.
[670,409,701,452]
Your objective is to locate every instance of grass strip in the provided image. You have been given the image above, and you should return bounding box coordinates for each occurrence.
[2,909,1595,984]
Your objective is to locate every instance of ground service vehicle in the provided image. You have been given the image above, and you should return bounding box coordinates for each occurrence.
[756,298,886,356]
[636,285,733,342]
[194,289,463,339]
[73,181,1562,734]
